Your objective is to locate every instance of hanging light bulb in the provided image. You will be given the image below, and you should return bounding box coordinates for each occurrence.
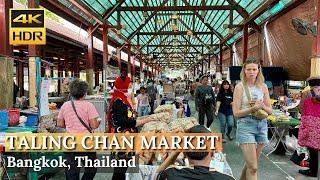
[171,13,179,20]
[186,30,193,36]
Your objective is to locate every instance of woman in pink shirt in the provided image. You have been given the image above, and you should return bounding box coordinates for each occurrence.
[57,79,100,180]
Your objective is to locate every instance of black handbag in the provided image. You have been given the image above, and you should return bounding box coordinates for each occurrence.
[71,100,93,133]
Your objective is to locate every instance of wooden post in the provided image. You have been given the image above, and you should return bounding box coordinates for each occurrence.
[242,24,248,62]
[86,27,94,95]
[17,51,24,96]
[117,47,121,70]
[0,0,13,108]
[219,44,223,73]
[230,48,233,66]
[28,0,39,107]
[127,44,132,78]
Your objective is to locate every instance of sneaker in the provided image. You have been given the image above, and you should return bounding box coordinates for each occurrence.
[222,139,226,143]
[206,127,211,132]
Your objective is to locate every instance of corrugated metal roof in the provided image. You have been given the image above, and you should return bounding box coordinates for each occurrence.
[48,0,296,66]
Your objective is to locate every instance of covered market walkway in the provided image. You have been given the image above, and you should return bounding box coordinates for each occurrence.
[0,0,320,180]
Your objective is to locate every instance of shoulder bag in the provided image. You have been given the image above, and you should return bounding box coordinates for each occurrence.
[243,84,269,120]
[71,100,93,133]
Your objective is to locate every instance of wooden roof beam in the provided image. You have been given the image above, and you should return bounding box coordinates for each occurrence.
[90,0,126,34]
[40,0,91,28]
[69,0,104,24]
[138,31,214,35]
[140,19,172,49]
[225,0,261,32]
[182,0,224,40]
[178,18,211,50]
[147,44,219,47]
[220,0,279,45]
[117,5,234,11]
[127,0,170,40]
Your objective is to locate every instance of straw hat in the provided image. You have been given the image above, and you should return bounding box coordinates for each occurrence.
[307,57,320,86]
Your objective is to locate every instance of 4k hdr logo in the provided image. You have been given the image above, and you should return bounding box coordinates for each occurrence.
[9,9,46,45]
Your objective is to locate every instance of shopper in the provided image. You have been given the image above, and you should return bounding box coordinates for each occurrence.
[298,77,320,177]
[147,80,157,114]
[195,75,215,129]
[232,57,272,180]
[107,74,158,180]
[137,86,149,117]
[156,125,235,180]
[57,79,100,180]
[215,80,234,143]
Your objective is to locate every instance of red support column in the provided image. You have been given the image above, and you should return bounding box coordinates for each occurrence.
[139,51,143,78]
[74,60,80,78]
[17,51,24,96]
[87,27,94,94]
[309,0,320,85]
[132,57,136,78]
[103,27,109,66]
[58,65,62,95]
[312,0,320,55]
[219,44,223,73]
[230,48,233,66]
[146,63,149,79]
[117,47,121,70]
[127,44,131,78]
[208,55,211,70]
[201,59,204,75]
[242,24,248,62]
[0,0,12,56]
[152,65,154,79]
[95,70,99,87]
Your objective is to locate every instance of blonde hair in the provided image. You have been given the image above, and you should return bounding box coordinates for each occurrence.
[240,57,265,87]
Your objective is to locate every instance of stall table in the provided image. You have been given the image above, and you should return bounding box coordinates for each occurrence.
[0,126,37,179]
[265,118,300,156]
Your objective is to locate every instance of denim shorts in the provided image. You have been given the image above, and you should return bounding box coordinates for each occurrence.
[236,116,269,145]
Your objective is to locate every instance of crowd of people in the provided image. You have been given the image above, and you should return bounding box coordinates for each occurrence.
[55,56,319,180]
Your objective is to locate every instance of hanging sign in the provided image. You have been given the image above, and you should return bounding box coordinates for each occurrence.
[40,79,51,116]
[9,9,46,45]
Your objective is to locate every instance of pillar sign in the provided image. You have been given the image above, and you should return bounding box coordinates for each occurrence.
[9,9,46,45]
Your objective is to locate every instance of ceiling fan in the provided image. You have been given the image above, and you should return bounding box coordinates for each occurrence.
[291,18,316,36]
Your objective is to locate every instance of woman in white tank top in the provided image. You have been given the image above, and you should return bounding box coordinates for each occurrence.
[232,57,272,180]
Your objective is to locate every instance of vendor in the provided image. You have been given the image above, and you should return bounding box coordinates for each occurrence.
[107,72,158,180]
[96,83,104,95]
[298,76,320,177]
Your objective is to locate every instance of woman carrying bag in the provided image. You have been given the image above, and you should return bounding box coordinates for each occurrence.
[57,79,101,180]
[232,57,272,180]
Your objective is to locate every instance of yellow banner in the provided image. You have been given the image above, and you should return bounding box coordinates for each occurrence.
[5,133,222,152]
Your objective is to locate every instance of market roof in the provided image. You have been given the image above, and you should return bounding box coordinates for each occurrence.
[45,0,296,67]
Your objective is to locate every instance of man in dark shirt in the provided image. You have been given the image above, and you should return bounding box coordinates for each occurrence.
[195,75,216,128]
[156,125,235,180]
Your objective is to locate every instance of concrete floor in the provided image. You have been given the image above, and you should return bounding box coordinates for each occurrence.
[49,99,318,180]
